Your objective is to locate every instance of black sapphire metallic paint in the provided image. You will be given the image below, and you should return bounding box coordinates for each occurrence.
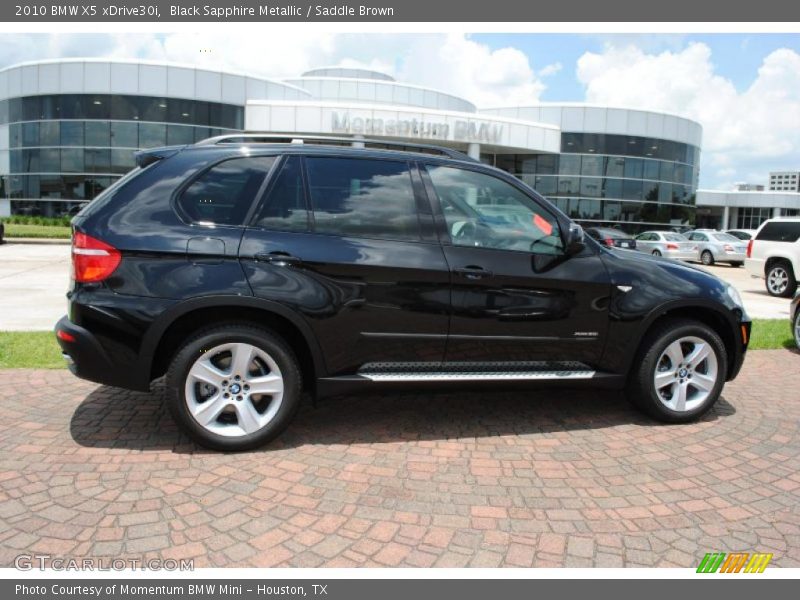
[55,140,750,448]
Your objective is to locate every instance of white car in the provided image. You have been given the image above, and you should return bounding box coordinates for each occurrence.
[634,231,699,262]
[745,218,800,297]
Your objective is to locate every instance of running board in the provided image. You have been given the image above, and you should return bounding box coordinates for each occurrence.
[356,361,596,382]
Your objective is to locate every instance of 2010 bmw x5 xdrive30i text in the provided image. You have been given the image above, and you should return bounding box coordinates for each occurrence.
[55,135,751,451]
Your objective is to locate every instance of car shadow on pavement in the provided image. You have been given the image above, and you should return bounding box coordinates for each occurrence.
[69,381,737,453]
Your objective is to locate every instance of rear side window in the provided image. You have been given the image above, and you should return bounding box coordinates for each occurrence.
[178,156,276,226]
[305,157,419,241]
[757,222,800,243]
[251,156,309,232]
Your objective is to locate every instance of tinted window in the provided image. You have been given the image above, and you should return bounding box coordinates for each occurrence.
[427,165,562,255]
[757,221,800,242]
[178,157,276,226]
[252,156,309,232]
[305,157,419,241]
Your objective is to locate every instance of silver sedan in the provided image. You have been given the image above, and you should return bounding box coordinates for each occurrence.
[685,230,748,266]
[634,231,700,262]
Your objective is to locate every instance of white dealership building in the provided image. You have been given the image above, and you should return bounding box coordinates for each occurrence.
[0,59,703,232]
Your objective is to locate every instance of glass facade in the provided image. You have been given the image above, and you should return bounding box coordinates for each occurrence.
[1,94,244,217]
[484,133,700,234]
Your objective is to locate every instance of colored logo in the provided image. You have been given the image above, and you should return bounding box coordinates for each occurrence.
[696,552,773,573]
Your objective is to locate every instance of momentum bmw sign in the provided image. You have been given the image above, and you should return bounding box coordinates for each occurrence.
[330,111,503,144]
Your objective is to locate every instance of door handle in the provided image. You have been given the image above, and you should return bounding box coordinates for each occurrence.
[454,266,493,280]
[254,252,302,266]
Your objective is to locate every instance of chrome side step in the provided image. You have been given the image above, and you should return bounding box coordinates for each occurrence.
[357,361,596,382]
[359,370,596,382]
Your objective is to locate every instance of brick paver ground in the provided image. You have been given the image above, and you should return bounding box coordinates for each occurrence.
[1,349,799,568]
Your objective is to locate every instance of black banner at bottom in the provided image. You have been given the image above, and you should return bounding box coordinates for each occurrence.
[2,579,794,600]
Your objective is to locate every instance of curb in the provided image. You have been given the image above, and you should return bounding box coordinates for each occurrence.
[2,237,70,245]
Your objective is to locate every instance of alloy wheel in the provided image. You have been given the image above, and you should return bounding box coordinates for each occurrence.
[653,336,719,412]
[767,267,789,295]
[184,342,284,437]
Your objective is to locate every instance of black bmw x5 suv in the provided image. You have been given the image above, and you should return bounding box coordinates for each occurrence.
[56,135,751,451]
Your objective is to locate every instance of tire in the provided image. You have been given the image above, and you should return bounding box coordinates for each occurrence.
[165,323,302,451]
[652,249,662,257]
[730,262,743,268]
[765,261,797,298]
[794,309,800,351]
[701,250,714,266]
[627,318,727,423]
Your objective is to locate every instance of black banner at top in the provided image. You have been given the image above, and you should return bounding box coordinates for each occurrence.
[2,0,799,22]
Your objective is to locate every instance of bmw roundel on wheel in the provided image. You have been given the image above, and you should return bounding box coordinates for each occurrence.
[55,135,751,451]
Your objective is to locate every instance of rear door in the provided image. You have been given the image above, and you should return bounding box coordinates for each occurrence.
[422,163,612,366]
[239,154,451,376]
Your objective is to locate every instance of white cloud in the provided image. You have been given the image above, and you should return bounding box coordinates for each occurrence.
[576,42,800,189]
[0,33,546,108]
[539,62,563,77]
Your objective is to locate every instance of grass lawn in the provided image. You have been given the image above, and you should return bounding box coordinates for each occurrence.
[4,223,71,239]
[748,318,796,350]
[0,331,64,369]
[0,319,795,371]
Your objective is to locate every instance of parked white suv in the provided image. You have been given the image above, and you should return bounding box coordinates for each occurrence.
[745,218,800,297]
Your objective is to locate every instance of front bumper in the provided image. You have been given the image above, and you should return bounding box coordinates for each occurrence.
[728,318,751,381]
[55,315,141,389]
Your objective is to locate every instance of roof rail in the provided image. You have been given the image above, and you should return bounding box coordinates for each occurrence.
[194,133,477,162]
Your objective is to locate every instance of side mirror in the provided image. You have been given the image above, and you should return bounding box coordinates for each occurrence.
[565,223,585,256]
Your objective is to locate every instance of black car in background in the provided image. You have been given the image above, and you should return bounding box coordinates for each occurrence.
[0,220,4,244]
[584,226,637,250]
[56,135,751,451]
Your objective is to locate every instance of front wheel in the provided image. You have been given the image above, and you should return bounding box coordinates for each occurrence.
[165,323,302,451]
[627,319,727,423]
[765,262,797,298]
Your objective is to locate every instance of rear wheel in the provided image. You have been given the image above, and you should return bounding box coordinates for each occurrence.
[701,250,715,266]
[730,261,743,268]
[652,249,662,257]
[794,309,800,351]
[765,261,797,298]
[165,323,302,451]
[627,319,727,423]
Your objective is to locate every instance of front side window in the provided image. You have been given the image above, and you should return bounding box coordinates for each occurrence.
[427,165,563,255]
[305,157,419,241]
[178,156,276,226]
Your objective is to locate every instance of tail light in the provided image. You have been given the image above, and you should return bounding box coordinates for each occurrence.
[666,243,679,250]
[723,244,734,252]
[604,237,614,247]
[72,232,121,283]
[747,239,753,258]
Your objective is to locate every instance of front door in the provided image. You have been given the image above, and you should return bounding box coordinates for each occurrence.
[422,163,612,367]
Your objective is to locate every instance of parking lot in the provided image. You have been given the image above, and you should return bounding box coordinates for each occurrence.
[0,349,798,567]
[0,241,792,331]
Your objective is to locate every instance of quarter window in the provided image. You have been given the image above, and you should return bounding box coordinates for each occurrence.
[305,157,419,241]
[178,157,276,226]
[427,165,563,255]
[252,156,309,232]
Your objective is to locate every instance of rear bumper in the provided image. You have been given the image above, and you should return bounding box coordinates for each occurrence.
[745,258,764,278]
[665,250,698,261]
[55,315,143,390]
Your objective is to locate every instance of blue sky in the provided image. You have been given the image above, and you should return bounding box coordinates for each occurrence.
[2,32,799,190]
[474,33,800,100]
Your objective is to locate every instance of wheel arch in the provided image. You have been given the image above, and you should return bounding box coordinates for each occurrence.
[628,301,741,381]
[141,296,326,393]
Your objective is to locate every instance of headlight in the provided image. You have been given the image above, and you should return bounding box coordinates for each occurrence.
[726,285,744,308]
